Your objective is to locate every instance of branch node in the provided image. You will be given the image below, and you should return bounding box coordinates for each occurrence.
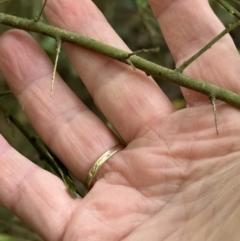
[210,96,219,135]
[127,47,160,58]
[125,47,159,71]
[51,38,62,97]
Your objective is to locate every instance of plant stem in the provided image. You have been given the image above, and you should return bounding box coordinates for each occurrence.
[0,13,240,108]
[176,18,240,72]
[0,99,82,197]
[216,0,240,19]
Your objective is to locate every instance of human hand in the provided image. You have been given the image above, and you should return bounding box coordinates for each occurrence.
[1,0,240,240]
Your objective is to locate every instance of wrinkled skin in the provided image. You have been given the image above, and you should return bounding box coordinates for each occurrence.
[1,0,240,240]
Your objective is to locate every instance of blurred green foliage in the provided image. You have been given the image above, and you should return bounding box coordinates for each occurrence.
[0,0,240,240]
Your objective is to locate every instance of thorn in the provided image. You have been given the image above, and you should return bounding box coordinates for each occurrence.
[34,0,48,22]
[51,38,62,97]
[126,58,136,70]
[125,47,159,71]
[210,97,219,135]
[127,47,160,58]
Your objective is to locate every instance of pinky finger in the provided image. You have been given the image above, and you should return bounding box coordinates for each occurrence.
[0,135,79,241]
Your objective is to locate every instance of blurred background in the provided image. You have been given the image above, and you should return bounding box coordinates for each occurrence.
[0,0,239,240]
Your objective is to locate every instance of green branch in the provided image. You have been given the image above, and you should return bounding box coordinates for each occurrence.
[216,0,240,19]
[176,19,240,72]
[0,13,240,108]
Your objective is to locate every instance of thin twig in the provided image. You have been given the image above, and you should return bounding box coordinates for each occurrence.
[126,47,160,70]
[51,38,62,96]
[0,99,82,197]
[231,0,240,5]
[34,0,48,22]
[0,13,240,108]
[127,47,160,57]
[176,18,240,72]
[216,0,240,19]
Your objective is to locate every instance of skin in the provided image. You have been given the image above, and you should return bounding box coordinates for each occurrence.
[0,0,240,240]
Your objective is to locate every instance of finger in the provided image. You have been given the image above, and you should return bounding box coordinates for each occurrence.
[44,0,175,142]
[0,30,118,181]
[0,135,78,241]
[149,0,240,105]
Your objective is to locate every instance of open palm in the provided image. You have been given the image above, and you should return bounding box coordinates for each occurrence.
[1,0,240,240]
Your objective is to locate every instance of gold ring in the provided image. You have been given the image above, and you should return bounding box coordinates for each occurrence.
[84,144,125,190]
